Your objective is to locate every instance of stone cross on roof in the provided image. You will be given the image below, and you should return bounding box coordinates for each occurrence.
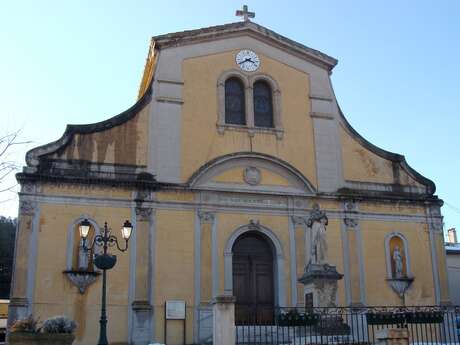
[235,5,255,22]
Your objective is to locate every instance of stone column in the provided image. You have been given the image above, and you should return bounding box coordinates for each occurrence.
[375,328,409,345]
[195,211,215,344]
[130,198,154,344]
[291,215,308,306]
[212,295,236,345]
[342,200,366,306]
[427,204,448,304]
[8,198,39,326]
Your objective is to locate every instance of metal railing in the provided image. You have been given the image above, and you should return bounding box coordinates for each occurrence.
[235,306,460,344]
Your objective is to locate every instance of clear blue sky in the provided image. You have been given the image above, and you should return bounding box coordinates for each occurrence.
[1,0,459,233]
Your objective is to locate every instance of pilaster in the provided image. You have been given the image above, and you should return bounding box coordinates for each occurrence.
[427,204,444,305]
[291,215,308,306]
[130,190,154,344]
[8,196,40,325]
[342,201,366,306]
[195,210,216,344]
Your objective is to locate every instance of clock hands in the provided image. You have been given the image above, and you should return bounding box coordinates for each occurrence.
[236,50,260,71]
[238,57,255,65]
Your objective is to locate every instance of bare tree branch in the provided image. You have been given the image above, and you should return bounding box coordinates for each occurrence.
[0,128,32,204]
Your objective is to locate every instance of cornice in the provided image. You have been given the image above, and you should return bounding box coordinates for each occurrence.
[152,21,338,72]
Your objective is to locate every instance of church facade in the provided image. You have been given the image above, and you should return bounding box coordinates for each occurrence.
[9,20,448,345]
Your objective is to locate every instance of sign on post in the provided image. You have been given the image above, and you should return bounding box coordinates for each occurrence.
[165,300,186,320]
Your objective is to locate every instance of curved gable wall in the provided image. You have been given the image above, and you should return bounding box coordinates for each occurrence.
[21,22,436,197]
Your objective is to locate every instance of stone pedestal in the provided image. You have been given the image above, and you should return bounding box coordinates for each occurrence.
[212,295,236,345]
[298,263,343,308]
[131,300,153,345]
[297,263,348,338]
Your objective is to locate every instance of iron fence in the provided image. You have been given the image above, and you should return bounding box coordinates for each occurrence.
[235,306,460,345]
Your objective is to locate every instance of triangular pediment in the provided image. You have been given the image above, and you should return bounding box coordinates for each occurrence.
[152,21,337,72]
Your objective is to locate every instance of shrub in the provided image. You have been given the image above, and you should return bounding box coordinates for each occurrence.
[10,315,39,333]
[42,316,76,334]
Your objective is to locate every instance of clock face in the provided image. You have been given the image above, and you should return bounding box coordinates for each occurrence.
[236,50,260,72]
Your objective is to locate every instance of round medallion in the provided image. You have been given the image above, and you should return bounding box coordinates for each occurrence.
[236,49,260,72]
[243,167,261,185]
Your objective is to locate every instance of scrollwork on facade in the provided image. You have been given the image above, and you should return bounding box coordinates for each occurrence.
[19,200,37,215]
[430,219,443,233]
[291,215,308,227]
[198,211,215,224]
[343,200,358,212]
[249,219,260,230]
[343,218,358,229]
[21,183,37,194]
[135,207,153,221]
[243,167,261,186]
[64,271,100,294]
[135,189,151,202]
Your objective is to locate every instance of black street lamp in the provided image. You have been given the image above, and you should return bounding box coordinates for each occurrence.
[79,219,133,345]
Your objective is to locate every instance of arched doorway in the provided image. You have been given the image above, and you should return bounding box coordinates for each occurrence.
[232,231,274,324]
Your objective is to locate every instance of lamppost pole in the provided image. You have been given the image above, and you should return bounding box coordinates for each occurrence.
[98,267,108,345]
[79,220,133,345]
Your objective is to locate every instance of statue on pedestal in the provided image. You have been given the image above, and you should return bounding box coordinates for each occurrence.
[77,238,89,271]
[298,204,343,309]
[392,246,404,278]
[307,203,328,265]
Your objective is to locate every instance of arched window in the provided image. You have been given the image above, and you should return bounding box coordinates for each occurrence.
[225,78,246,125]
[253,81,274,128]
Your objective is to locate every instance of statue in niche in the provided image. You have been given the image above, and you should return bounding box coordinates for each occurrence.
[77,238,89,271]
[392,246,404,278]
[307,204,328,265]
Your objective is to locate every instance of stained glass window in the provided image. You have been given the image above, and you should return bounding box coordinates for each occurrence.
[253,81,274,128]
[225,78,246,125]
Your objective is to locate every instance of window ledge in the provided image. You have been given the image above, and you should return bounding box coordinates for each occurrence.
[217,123,284,139]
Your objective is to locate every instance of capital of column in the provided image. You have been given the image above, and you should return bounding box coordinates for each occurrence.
[19,200,37,216]
[429,219,443,233]
[291,215,308,227]
[198,211,215,224]
[20,182,39,194]
[135,207,153,221]
[343,200,359,212]
[344,217,359,229]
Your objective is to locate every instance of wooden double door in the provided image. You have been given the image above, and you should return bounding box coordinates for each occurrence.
[232,232,275,324]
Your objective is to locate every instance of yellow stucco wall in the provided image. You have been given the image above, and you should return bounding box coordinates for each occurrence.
[360,220,435,305]
[181,50,317,187]
[17,182,447,345]
[50,104,150,167]
[34,203,131,345]
[154,210,195,344]
[340,125,423,187]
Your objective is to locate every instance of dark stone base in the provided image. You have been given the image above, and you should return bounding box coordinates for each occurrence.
[298,263,343,285]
